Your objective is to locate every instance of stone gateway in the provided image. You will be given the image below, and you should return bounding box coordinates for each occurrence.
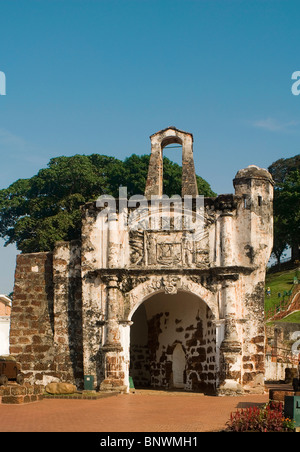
[9,127,274,395]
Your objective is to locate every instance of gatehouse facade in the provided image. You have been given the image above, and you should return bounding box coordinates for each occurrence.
[10,127,274,395]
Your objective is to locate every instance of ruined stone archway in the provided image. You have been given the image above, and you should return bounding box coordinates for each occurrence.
[125,274,219,322]
[9,127,273,397]
[129,289,218,394]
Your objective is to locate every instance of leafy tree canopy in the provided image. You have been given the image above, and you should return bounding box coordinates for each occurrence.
[268,155,300,263]
[0,153,216,253]
[268,154,300,184]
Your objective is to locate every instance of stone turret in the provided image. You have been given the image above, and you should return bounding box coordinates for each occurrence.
[234,164,274,268]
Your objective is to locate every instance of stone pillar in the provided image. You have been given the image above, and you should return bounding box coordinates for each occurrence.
[107,212,120,268]
[218,280,242,395]
[213,318,225,390]
[119,320,133,391]
[181,135,198,198]
[104,276,121,347]
[144,141,163,198]
[106,207,129,269]
[220,212,233,267]
[100,276,125,392]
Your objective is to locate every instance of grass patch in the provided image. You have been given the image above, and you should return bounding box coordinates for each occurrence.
[265,267,299,320]
[275,311,300,323]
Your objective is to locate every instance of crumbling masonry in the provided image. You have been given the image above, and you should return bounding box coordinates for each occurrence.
[10,127,274,395]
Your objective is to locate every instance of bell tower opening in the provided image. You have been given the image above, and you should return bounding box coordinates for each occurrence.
[162,141,183,196]
[144,127,199,199]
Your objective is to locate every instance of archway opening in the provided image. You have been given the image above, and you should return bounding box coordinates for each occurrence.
[162,143,183,197]
[129,291,217,394]
[172,343,185,388]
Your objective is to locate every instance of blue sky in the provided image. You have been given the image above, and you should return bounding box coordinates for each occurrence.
[0,0,299,294]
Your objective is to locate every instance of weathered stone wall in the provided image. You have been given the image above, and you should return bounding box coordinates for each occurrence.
[9,128,274,395]
[130,345,150,387]
[10,253,56,385]
[0,384,44,404]
[53,240,83,387]
[10,246,83,387]
[130,303,150,387]
[232,276,267,394]
[265,322,300,382]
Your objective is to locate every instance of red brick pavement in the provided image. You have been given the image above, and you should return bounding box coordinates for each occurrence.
[0,390,269,432]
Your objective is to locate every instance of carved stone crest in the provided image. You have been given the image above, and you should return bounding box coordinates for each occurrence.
[156,242,182,266]
[150,276,181,295]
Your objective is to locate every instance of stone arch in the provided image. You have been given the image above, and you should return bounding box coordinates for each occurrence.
[125,274,219,322]
[145,126,198,198]
[128,282,218,392]
[161,134,183,149]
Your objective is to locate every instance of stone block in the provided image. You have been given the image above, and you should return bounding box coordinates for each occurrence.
[2,395,24,404]
[45,382,77,394]
[11,386,26,396]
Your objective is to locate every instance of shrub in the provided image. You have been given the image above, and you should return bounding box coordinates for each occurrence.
[226,401,295,432]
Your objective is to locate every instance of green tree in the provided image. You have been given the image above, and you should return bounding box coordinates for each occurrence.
[0,154,124,252]
[0,153,215,253]
[273,170,300,262]
[121,154,216,198]
[268,154,300,184]
[269,154,300,263]
[272,214,289,267]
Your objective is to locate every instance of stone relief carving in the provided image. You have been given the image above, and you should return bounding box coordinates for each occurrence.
[128,209,214,269]
[163,276,181,294]
[149,276,181,295]
[129,230,144,265]
[150,232,183,267]
[119,274,149,294]
[156,242,182,266]
[128,228,211,269]
[194,243,210,268]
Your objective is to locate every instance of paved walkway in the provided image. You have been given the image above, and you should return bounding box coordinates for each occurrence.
[0,390,269,432]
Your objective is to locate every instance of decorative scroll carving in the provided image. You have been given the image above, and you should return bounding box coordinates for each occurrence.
[129,230,144,265]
